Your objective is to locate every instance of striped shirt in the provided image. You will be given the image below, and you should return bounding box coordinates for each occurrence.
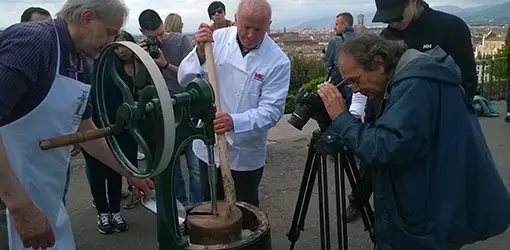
[0,18,91,126]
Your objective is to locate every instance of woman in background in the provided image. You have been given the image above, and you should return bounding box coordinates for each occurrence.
[83,30,139,234]
[163,13,203,206]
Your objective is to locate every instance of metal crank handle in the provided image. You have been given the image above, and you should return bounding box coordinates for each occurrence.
[39,127,114,150]
[206,144,218,215]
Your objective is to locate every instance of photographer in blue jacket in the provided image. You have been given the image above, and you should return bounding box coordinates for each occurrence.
[317,33,510,249]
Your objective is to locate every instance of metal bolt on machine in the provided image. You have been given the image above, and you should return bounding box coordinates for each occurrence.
[39,41,272,250]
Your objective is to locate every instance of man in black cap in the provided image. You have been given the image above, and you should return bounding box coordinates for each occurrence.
[345,0,478,223]
[208,1,234,30]
[373,0,477,101]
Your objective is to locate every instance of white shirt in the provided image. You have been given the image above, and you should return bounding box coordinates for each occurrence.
[349,92,368,118]
[178,27,291,171]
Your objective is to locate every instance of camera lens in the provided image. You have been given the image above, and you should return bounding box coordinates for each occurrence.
[149,49,159,58]
[288,112,307,130]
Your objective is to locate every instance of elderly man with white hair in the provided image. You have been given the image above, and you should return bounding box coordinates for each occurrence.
[178,0,290,207]
[0,0,155,249]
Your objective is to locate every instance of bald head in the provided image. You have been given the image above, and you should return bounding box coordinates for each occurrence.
[236,0,272,22]
[235,0,271,50]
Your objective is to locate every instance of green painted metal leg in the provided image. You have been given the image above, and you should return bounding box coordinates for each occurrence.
[155,165,187,250]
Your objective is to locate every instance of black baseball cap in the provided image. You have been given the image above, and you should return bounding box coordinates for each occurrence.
[372,0,407,23]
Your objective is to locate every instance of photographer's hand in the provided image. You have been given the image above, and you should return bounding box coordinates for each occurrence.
[317,83,346,120]
[138,40,168,69]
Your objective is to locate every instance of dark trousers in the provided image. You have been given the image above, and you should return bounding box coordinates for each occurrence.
[83,150,122,214]
[348,160,374,206]
[199,160,264,207]
[0,206,6,250]
[506,84,510,113]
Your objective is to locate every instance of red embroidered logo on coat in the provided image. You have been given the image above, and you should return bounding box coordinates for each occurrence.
[254,73,265,82]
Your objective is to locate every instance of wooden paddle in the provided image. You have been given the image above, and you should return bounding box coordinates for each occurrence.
[204,42,237,213]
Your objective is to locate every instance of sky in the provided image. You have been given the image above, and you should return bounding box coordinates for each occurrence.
[1,0,508,33]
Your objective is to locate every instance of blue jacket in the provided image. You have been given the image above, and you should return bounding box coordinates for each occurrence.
[323,47,510,249]
[323,28,354,84]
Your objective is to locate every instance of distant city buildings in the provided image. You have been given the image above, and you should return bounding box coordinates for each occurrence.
[474,30,506,58]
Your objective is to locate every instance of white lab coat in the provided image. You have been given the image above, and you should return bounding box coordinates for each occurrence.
[177,27,291,171]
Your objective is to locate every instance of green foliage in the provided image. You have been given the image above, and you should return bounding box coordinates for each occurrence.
[304,75,328,91]
[487,44,509,80]
[289,55,327,95]
[283,55,328,114]
[284,94,296,114]
[284,74,328,114]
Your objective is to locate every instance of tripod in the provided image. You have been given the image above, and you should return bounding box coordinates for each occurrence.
[287,129,376,250]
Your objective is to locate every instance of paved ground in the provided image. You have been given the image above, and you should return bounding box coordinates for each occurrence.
[2,103,510,250]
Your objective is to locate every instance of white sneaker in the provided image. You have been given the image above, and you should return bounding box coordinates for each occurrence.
[137,151,145,161]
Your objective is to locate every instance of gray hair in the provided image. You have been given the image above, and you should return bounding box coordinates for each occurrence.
[338,33,408,72]
[237,0,272,21]
[56,0,129,24]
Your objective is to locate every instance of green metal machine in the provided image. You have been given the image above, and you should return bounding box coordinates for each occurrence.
[94,41,219,250]
[40,41,271,250]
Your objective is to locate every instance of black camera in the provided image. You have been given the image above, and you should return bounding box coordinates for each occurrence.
[146,36,160,58]
[288,86,332,131]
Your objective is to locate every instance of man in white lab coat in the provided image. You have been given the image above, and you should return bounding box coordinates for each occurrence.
[177,0,290,207]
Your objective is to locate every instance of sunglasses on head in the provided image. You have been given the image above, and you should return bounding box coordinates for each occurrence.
[209,8,224,16]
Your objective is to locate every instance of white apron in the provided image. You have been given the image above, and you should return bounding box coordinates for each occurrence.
[0,24,90,250]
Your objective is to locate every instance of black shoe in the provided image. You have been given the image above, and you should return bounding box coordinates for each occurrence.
[344,202,361,223]
[97,213,113,234]
[111,212,129,233]
[505,116,510,123]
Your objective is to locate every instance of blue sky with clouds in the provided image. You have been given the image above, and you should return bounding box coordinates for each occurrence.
[1,0,507,33]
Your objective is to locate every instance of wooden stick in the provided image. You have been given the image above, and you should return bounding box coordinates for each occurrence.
[39,127,114,150]
[204,42,237,210]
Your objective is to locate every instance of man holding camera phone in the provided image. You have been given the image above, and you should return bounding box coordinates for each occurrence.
[138,9,195,94]
[137,9,203,206]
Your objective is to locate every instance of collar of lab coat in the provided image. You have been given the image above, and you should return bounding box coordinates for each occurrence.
[225,27,264,73]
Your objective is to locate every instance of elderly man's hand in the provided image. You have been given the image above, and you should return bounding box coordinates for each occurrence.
[317,82,347,120]
[128,178,154,198]
[214,112,234,134]
[195,23,214,57]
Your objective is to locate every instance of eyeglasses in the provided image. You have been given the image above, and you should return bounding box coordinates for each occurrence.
[209,8,224,16]
[337,75,361,89]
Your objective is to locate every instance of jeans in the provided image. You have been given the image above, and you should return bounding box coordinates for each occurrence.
[174,144,202,206]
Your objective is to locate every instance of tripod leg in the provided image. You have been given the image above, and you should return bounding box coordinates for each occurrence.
[332,153,344,250]
[319,154,331,250]
[287,140,320,250]
[339,153,349,249]
[345,154,375,227]
[317,154,331,250]
[343,153,376,244]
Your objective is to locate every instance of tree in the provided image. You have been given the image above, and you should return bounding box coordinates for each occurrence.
[289,55,327,94]
[488,44,509,80]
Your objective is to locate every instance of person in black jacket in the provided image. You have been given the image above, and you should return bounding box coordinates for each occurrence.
[374,0,477,101]
[82,31,138,235]
[345,0,478,223]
